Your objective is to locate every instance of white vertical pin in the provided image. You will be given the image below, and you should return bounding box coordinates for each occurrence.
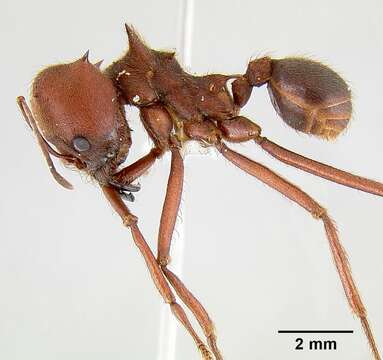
[156,1,194,360]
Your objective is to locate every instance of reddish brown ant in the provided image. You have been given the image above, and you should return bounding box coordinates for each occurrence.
[17,24,382,360]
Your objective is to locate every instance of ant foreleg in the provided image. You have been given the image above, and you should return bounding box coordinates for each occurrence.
[109,147,164,202]
[215,142,381,360]
[102,185,214,360]
[157,148,223,360]
[111,147,163,188]
[111,104,175,191]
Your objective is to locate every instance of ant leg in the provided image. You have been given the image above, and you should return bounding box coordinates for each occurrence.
[216,142,381,360]
[157,148,223,360]
[111,104,175,189]
[111,147,163,186]
[217,115,383,196]
[163,268,222,360]
[255,136,383,196]
[138,105,223,357]
[157,148,183,266]
[140,104,174,149]
[102,185,214,360]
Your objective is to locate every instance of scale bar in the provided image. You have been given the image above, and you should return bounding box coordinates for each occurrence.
[278,330,353,334]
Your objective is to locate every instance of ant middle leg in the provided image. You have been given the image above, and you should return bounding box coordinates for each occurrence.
[139,105,223,358]
[157,147,223,360]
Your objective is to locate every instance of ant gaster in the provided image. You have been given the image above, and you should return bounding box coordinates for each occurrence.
[17,25,382,360]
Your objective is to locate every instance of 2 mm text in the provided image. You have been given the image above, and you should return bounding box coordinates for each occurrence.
[295,337,337,351]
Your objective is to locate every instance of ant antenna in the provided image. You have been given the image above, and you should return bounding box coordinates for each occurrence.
[17,96,73,190]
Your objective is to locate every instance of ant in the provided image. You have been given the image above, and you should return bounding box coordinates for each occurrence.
[17,24,382,359]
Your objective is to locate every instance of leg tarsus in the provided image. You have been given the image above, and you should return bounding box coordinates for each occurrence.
[321,213,380,360]
[169,302,213,359]
[361,317,381,360]
[198,343,215,360]
[163,267,223,360]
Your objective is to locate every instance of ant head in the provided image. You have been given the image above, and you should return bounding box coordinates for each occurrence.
[29,52,131,186]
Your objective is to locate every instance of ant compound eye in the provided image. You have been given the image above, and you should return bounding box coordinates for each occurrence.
[72,136,91,152]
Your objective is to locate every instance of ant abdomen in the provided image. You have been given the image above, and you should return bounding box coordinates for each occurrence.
[267,58,352,140]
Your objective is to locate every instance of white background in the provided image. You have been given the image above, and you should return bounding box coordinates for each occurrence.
[1,0,382,359]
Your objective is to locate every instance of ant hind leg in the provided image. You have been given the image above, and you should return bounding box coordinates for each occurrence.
[256,136,383,197]
[216,114,383,197]
[216,142,381,360]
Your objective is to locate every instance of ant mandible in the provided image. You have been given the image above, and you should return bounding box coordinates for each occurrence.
[17,24,382,360]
